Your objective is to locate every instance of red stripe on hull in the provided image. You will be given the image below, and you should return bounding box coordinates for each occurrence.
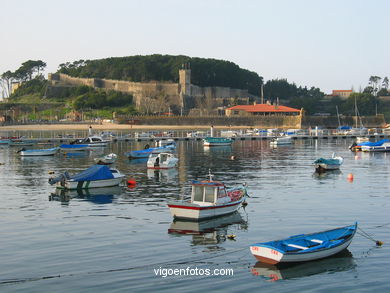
[168,201,241,210]
[253,255,280,265]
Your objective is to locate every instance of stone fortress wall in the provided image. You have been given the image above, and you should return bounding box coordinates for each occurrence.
[48,68,257,114]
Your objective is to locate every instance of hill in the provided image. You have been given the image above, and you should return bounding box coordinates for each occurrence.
[57,54,263,95]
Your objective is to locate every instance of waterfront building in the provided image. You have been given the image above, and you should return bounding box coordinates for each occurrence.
[225,104,301,117]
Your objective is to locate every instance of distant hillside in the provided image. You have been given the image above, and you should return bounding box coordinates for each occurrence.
[57,54,262,95]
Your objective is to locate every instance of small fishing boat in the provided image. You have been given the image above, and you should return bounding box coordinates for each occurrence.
[60,144,90,151]
[0,139,10,145]
[155,139,176,147]
[250,223,357,264]
[49,164,125,190]
[270,136,293,146]
[203,137,233,146]
[147,152,178,169]
[314,153,343,172]
[72,135,110,147]
[125,143,176,159]
[167,170,247,220]
[94,153,117,165]
[9,139,37,147]
[18,147,59,156]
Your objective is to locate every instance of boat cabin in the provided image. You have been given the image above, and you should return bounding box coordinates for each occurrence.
[191,180,228,205]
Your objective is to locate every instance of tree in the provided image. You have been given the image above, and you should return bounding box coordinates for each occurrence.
[382,77,389,90]
[368,76,381,96]
[0,70,14,97]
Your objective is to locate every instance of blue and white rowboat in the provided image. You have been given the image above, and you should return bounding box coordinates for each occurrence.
[19,147,59,156]
[250,223,357,264]
[125,143,176,159]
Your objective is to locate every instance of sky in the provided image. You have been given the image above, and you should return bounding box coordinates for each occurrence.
[1,0,389,94]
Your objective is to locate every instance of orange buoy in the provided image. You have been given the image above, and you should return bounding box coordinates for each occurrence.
[127,179,136,187]
[347,173,354,182]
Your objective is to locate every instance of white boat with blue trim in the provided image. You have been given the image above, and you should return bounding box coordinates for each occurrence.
[203,137,233,146]
[18,147,59,156]
[49,165,125,190]
[167,171,247,220]
[250,223,357,264]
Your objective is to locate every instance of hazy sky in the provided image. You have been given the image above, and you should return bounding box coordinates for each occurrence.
[2,0,389,93]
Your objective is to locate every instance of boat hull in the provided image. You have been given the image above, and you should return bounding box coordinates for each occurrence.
[315,163,341,171]
[20,148,59,156]
[56,177,124,190]
[168,198,244,220]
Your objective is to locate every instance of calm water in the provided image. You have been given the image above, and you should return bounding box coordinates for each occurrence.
[1,137,389,292]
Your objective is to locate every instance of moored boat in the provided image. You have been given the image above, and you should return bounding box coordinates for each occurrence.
[9,139,37,147]
[167,170,247,220]
[125,143,176,159]
[203,137,233,146]
[250,223,357,264]
[360,139,390,152]
[147,152,178,169]
[314,153,343,172]
[270,136,293,146]
[18,147,59,156]
[49,164,125,190]
[60,144,90,151]
[155,139,176,147]
[72,135,110,147]
[94,153,117,165]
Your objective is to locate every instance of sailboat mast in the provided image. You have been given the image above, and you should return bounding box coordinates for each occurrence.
[336,106,341,127]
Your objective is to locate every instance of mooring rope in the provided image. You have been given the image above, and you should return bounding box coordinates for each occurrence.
[357,227,383,246]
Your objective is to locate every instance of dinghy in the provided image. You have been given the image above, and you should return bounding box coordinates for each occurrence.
[94,153,117,165]
[203,137,233,146]
[250,223,357,264]
[49,164,125,190]
[18,147,59,156]
[314,153,343,172]
[167,170,247,220]
[125,143,176,159]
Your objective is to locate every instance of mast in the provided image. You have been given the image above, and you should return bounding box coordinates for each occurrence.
[336,106,341,128]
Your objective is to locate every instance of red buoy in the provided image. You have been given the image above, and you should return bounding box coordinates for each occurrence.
[127,179,136,187]
[347,173,354,182]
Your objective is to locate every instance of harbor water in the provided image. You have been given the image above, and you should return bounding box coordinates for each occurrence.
[1,137,389,292]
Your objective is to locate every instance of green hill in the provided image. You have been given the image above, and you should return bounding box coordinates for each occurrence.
[57,54,263,95]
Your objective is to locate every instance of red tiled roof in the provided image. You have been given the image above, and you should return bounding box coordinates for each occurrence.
[226,104,300,113]
[332,90,352,93]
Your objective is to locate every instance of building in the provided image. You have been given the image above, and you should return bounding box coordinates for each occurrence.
[225,104,301,117]
[332,90,353,99]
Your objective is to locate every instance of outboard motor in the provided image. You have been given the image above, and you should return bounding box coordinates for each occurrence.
[48,173,66,185]
[16,148,26,153]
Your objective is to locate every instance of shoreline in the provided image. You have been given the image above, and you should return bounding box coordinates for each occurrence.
[0,123,249,131]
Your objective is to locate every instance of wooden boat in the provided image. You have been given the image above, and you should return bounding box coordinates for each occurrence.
[250,223,357,264]
[270,136,293,146]
[18,147,59,156]
[314,153,343,172]
[72,135,110,147]
[167,170,247,220]
[60,144,90,151]
[203,137,233,146]
[49,164,125,190]
[94,153,117,165]
[125,143,176,159]
[251,249,354,281]
[147,152,178,169]
[9,139,36,147]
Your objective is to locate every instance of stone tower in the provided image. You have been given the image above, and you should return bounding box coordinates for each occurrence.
[179,63,191,96]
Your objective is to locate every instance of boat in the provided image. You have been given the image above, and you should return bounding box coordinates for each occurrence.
[60,144,90,151]
[356,136,369,143]
[270,136,293,146]
[203,137,233,146]
[155,139,176,147]
[49,186,123,204]
[250,249,355,281]
[0,139,10,145]
[147,152,178,169]
[71,135,110,147]
[249,223,357,264]
[360,139,390,152]
[9,139,37,147]
[167,170,247,220]
[125,143,176,159]
[48,164,125,190]
[94,153,117,165]
[314,153,343,172]
[18,147,59,156]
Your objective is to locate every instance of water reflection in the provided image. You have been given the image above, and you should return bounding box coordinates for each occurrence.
[203,145,233,154]
[312,169,343,180]
[251,249,355,282]
[147,168,178,182]
[168,212,247,245]
[49,186,124,204]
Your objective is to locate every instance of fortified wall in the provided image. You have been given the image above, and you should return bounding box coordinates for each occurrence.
[48,69,257,114]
